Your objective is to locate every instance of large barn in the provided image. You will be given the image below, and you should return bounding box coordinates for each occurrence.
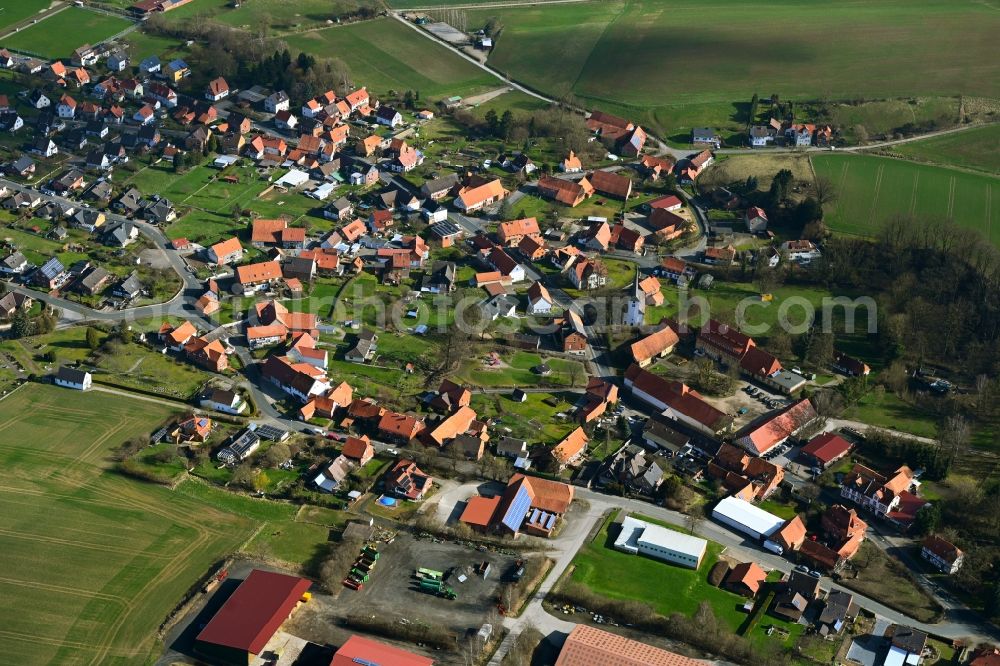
[195,569,311,665]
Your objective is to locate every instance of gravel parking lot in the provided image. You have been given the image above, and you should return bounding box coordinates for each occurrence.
[288,533,521,641]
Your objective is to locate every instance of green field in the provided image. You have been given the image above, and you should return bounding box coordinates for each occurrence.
[285,18,497,100]
[567,512,746,631]
[467,0,1000,136]
[812,153,1000,246]
[1,8,132,59]
[0,0,52,32]
[0,383,259,665]
[155,0,368,30]
[894,124,1000,175]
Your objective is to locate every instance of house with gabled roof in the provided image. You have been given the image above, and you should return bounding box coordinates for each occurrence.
[456,178,507,213]
[630,322,679,367]
[734,398,817,456]
[625,363,732,436]
[921,535,963,574]
[552,426,588,468]
[377,411,425,443]
[538,174,593,207]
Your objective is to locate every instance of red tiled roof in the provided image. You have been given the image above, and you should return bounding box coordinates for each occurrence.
[331,634,433,666]
[236,261,282,284]
[556,624,707,666]
[630,324,679,364]
[735,398,817,455]
[251,218,287,244]
[801,432,853,465]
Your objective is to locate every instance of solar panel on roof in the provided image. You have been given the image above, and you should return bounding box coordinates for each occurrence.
[255,425,287,441]
[501,485,532,532]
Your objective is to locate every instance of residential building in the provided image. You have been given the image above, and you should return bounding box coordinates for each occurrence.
[455,178,507,213]
[921,535,964,574]
[537,174,593,207]
[589,170,632,199]
[800,432,853,469]
[840,463,918,517]
[630,323,680,367]
[724,561,768,597]
[385,459,432,499]
[54,366,92,391]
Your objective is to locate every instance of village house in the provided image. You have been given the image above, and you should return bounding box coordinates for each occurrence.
[630,322,680,367]
[589,170,632,199]
[537,174,593,207]
[921,535,964,574]
[840,463,919,517]
[455,178,507,213]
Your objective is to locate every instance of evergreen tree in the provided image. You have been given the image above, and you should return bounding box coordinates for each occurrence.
[10,309,33,339]
[86,326,101,350]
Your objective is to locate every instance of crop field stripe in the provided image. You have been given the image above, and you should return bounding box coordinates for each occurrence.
[0,528,174,559]
[869,164,885,226]
[909,171,919,214]
[987,184,993,238]
[0,577,130,605]
[947,175,957,218]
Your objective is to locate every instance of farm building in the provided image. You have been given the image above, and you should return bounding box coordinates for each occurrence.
[712,496,785,541]
[195,569,311,665]
[555,624,708,666]
[613,515,707,569]
[331,635,433,666]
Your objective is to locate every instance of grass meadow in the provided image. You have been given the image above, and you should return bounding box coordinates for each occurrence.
[0,383,259,665]
[285,18,497,101]
[1,8,131,59]
[811,153,1000,245]
[467,0,999,136]
[894,124,1000,176]
[0,0,52,32]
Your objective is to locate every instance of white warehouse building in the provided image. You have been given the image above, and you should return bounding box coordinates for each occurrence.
[613,515,708,569]
[712,496,786,541]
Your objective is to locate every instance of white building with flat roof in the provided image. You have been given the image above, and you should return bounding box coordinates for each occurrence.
[712,496,786,541]
[613,515,707,569]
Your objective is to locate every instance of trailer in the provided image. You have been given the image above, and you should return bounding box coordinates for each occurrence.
[362,546,380,560]
[417,567,443,580]
[349,570,370,582]
[419,578,457,600]
[342,578,362,590]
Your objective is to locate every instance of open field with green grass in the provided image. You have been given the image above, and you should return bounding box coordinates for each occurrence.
[468,0,1000,138]
[812,153,1000,246]
[566,511,746,631]
[893,124,1000,175]
[155,0,367,30]
[0,0,52,32]
[123,31,188,61]
[456,349,588,389]
[470,390,576,442]
[285,18,497,101]
[0,383,260,665]
[1,8,132,59]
